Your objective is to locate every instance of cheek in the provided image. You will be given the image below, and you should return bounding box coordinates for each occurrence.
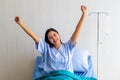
[49,38,53,43]
[57,35,60,40]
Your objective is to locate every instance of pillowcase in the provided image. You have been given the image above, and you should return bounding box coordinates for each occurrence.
[72,49,90,72]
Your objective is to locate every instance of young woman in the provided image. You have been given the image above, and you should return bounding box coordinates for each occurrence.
[15,5,87,77]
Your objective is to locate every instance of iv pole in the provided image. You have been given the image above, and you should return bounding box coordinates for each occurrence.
[89,12,109,78]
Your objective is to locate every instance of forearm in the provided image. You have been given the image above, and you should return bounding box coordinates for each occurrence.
[18,22,39,43]
[71,13,87,45]
[75,13,87,35]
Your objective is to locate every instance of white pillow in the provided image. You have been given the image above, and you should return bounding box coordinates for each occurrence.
[72,49,90,72]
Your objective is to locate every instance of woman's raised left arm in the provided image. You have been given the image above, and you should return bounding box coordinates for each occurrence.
[71,5,87,46]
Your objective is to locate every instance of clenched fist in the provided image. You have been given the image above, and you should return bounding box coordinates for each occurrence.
[81,5,87,14]
[15,16,22,25]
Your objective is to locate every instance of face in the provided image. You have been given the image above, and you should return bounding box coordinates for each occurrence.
[48,31,61,46]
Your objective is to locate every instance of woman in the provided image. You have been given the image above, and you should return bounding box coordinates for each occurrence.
[15,5,87,78]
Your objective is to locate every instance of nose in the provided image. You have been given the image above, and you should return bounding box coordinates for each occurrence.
[53,37,56,41]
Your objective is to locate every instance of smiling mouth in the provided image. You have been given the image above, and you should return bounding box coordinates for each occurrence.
[54,39,59,44]
[54,40,57,44]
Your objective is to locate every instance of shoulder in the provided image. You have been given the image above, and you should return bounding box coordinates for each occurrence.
[35,38,49,50]
[65,39,76,50]
[64,39,72,45]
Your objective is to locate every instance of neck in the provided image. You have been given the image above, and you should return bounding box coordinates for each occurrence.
[54,42,61,50]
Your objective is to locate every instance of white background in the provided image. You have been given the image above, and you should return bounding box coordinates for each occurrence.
[0,0,120,80]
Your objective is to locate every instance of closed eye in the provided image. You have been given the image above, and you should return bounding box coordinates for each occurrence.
[53,33,56,37]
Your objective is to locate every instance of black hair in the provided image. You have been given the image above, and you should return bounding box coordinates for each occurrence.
[45,28,61,48]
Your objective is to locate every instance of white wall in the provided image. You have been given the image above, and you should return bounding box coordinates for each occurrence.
[88,0,120,80]
[0,0,120,80]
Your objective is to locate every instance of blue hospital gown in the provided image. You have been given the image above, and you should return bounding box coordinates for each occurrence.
[35,39,76,76]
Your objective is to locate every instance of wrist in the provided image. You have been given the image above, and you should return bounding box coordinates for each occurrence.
[83,11,87,14]
[82,12,87,16]
[17,22,23,25]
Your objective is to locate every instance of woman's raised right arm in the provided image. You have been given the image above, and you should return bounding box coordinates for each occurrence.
[15,16,39,44]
